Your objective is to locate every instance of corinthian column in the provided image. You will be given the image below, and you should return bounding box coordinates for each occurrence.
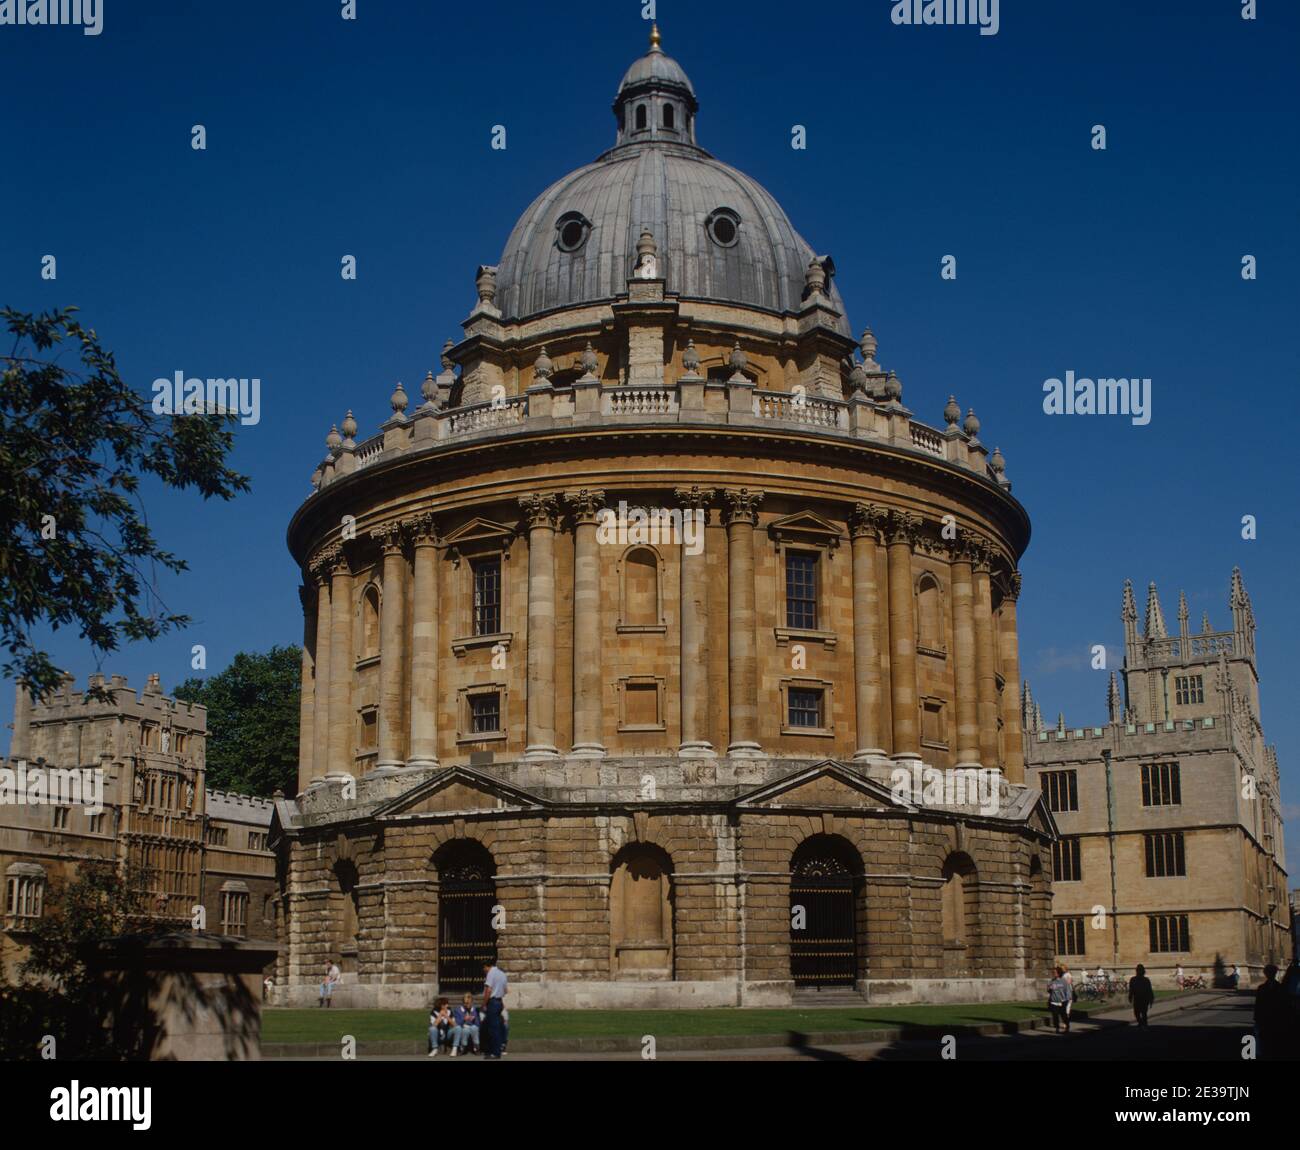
[326,546,356,781]
[566,489,606,757]
[950,539,980,768]
[998,571,1024,783]
[849,504,886,761]
[722,488,763,757]
[675,487,715,756]
[308,549,335,788]
[297,583,316,788]
[885,510,922,761]
[373,521,407,772]
[973,543,1000,769]
[406,513,440,769]
[519,494,560,758]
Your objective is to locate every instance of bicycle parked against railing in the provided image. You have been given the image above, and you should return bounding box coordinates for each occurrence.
[1175,971,1207,990]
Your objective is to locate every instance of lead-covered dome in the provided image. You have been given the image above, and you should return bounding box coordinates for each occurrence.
[493,27,850,334]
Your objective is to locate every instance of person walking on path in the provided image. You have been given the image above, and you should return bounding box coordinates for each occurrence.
[1047,968,1072,1033]
[1254,964,1289,1060]
[1128,964,1155,1027]
[481,958,509,1059]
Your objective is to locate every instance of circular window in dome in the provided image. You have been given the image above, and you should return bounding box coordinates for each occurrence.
[705,208,741,248]
[555,211,592,253]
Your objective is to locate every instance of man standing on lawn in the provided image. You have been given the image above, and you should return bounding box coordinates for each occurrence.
[481,958,508,1059]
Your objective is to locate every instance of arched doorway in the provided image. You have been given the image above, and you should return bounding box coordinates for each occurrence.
[435,840,498,994]
[789,834,863,990]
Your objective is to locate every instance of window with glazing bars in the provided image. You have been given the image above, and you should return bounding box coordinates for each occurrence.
[472,558,501,636]
[1148,913,1190,952]
[785,552,818,630]
[1141,762,1181,806]
[470,692,501,734]
[1144,832,1186,877]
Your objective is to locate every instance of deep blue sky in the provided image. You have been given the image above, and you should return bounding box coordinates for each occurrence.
[2,1,1297,871]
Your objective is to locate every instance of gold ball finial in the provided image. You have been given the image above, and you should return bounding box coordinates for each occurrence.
[649,23,661,50]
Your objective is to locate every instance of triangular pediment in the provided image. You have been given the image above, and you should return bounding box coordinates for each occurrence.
[373,766,545,821]
[733,760,911,813]
[442,517,516,560]
[767,511,843,548]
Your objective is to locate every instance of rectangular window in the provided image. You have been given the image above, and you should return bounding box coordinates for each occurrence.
[248,832,267,852]
[785,552,818,630]
[1055,917,1087,956]
[1144,832,1186,877]
[470,692,501,734]
[88,812,105,833]
[788,687,823,729]
[1148,913,1190,953]
[1141,762,1181,806]
[221,892,248,938]
[472,558,501,636]
[1052,837,1082,882]
[52,807,69,830]
[1174,675,1204,705]
[206,825,229,847]
[1042,770,1079,812]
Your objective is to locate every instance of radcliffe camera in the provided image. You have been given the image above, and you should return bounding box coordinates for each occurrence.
[0,0,1296,1135]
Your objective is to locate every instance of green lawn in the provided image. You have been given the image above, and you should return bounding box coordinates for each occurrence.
[263,999,1128,1044]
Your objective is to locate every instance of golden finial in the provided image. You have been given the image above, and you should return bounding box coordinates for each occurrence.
[649,23,661,50]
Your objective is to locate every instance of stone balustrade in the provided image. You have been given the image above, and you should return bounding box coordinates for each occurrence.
[313,376,1008,493]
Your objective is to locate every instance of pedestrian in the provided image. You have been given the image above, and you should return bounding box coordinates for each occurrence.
[1175,963,1185,989]
[1254,964,1288,1060]
[1047,967,1072,1033]
[481,958,509,1059]
[1229,964,1240,990]
[1061,963,1075,1023]
[319,959,341,1007]
[1128,963,1154,1026]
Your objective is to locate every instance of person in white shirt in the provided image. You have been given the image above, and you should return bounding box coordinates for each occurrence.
[481,959,508,1058]
[319,961,341,1007]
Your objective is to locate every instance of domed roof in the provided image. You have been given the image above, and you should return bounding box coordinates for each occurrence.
[493,29,850,334]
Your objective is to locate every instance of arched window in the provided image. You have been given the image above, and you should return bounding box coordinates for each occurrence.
[619,546,663,630]
[940,852,979,976]
[635,104,647,130]
[917,573,944,653]
[610,844,674,978]
[663,103,675,129]
[361,585,380,659]
[333,859,360,971]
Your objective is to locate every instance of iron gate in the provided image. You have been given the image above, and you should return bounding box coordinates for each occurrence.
[789,857,858,988]
[437,876,498,994]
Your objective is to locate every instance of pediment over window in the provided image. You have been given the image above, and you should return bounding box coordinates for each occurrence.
[767,510,843,553]
[372,766,545,821]
[442,517,516,564]
[733,760,909,813]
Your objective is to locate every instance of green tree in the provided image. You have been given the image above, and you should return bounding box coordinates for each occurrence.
[173,645,301,796]
[0,307,249,699]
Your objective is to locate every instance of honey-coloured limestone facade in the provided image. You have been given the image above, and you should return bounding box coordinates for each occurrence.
[273,28,1055,1008]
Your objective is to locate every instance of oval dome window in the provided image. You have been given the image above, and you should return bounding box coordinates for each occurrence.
[556,212,592,253]
[705,208,740,248]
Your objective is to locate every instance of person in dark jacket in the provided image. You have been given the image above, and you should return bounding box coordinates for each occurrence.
[1047,968,1072,1033]
[1128,964,1155,1026]
[1254,964,1290,1060]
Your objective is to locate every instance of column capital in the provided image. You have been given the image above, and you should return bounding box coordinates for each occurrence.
[317,543,350,578]
[563,487,607,526]
[1000,569,1023,603]
[883,509,923,548]
[370,519,406,556]
[308,548,335,585]
[518,493,560,530]
[848,502,886,541]
[971,538,994,574]
[403,511,441,547]
[721,487,764,526]
[674,485,716,512]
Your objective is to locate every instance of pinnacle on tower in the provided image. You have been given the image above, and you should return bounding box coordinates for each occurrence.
[1144,582,1167,640]
[1056,711,1066,735]
[1022,680,1036,732]
[1107,671,1123,723]
[1034,702,1044,731]
[1178,590,1189,638]
[1202,612,1212,633]
[1122,579,1138,622]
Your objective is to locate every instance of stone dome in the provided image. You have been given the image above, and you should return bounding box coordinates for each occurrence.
[493,29,850,334]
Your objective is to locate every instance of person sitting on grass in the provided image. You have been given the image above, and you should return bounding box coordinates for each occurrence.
[428,997,454,1057]
[451,993,481,1056]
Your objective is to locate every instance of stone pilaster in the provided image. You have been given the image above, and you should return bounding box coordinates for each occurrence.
[373,521,407,772]
[998,571,1024,783]
[406,513,440,769]
[973,543,1000,770]
[297,584,315,787]
[519,494,560,758]
[722,488,763,757]
[849,504,886,760]
[949,539,980,768]
[566,489,607,757]
[308,549,336,789]
[10,680,31,762]
[885,510,923,760]
[326,547,355,781]
[675,486,716,756]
